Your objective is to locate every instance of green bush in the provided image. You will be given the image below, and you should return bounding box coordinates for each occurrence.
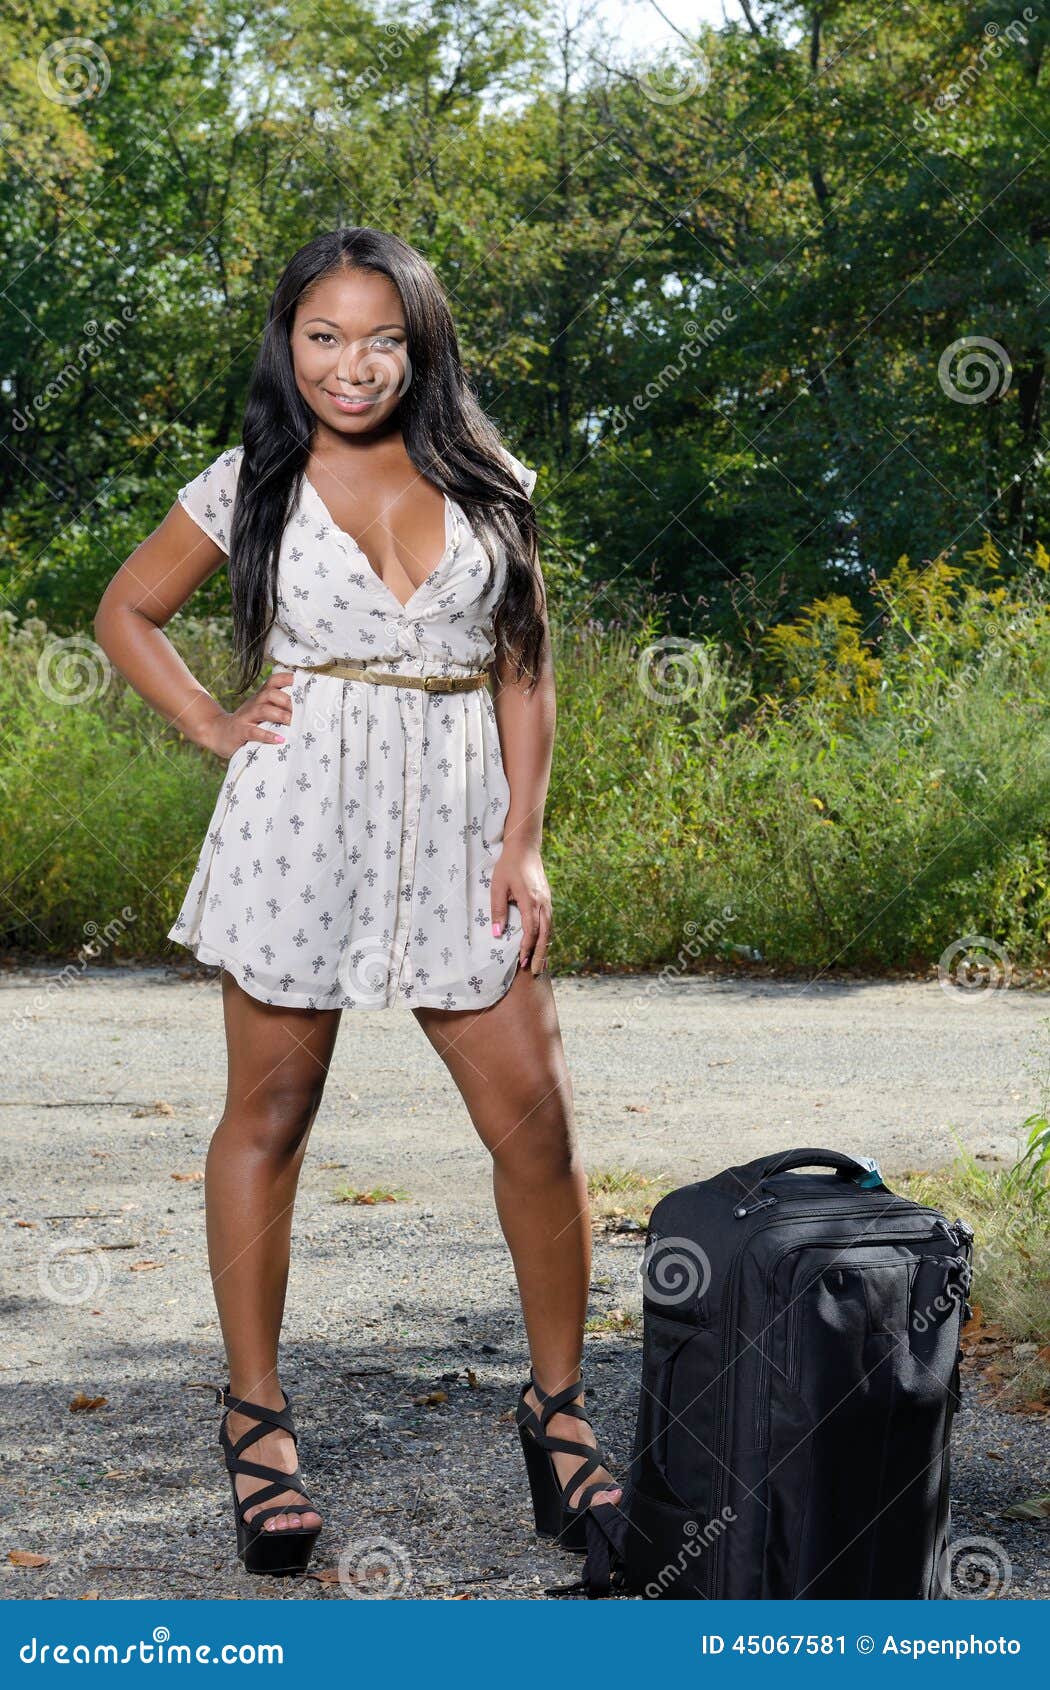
[4,539,1050,973]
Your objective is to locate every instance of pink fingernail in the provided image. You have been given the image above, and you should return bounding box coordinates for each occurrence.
[492,922,502,936]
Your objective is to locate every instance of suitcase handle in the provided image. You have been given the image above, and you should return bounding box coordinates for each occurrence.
[716,1148,887,1197]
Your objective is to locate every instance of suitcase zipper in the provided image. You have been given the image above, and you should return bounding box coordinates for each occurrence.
[708,1201,953,1593]
[734,1194,778,1218]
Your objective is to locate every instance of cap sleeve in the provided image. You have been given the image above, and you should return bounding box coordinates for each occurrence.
[500,446,537,500]
[176,444,243,554]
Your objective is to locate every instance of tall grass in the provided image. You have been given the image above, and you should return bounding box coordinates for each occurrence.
[4,543,1050,972]
[897,1115,1050,1408]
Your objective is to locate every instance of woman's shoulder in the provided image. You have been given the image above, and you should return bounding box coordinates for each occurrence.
[176,443,244,554]
[498,444,537,499]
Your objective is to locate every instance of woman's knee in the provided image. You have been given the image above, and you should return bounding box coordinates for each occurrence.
[491,1083,578,1182]
[213,1077,328,1160]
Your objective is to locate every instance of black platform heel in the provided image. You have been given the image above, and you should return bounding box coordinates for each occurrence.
[515,1366,629,1596]
[217,1383,321,1576]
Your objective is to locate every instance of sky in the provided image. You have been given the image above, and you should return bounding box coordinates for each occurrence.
[591,0,739,56]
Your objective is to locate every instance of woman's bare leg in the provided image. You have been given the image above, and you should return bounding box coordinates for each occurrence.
[413,966,621,1508]
[206,969,342,1532]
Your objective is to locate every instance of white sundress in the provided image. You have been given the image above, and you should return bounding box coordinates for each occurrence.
[166,441,538,1012]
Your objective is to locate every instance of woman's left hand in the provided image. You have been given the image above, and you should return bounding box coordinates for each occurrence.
[491,845,552,975]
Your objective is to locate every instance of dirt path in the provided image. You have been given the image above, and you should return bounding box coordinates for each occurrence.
[2,964,1047,1600]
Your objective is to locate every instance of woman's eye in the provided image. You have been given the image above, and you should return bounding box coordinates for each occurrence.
[372,335,401,349]
[309,332,336,345]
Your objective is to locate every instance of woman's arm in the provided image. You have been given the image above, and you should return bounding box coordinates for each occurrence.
[490,612,556,976]
[92,501,293,759]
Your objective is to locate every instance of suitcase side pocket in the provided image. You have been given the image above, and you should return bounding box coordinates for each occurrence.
[762,1245,966,1598]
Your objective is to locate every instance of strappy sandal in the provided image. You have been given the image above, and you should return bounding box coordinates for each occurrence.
[515,1366,629,1597]
[216,1383,322,1576]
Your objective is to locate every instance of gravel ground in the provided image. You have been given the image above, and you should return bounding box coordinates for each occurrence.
[1,963,1048,1601]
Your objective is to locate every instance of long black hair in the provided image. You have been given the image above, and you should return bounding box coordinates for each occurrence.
[227,227,543,694]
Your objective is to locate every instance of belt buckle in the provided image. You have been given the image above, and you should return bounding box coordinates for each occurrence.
[423,674,440,693]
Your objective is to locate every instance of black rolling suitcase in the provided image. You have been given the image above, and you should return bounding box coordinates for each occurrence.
[605,1149,974,1600]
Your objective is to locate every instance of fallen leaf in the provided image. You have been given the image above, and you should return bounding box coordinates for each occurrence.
[1002,1493,1050,1521]
[8,1550,49,1568]
[133,1101,175,1117]
[15,1220,35,1228]
[170,1171,203,1183]
[465,1368,478,1388]
[69,1393,107,1412]
[624,1104,650,1114]
[412,1390,448,1408]
[129,1261,162,1272]
[305,1564,392,1587]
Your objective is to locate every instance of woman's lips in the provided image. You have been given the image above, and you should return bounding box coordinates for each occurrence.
[324,390,377,413]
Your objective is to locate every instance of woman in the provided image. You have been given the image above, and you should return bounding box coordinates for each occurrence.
[93,227,623,1582]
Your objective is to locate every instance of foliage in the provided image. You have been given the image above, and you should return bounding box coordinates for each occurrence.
[898,1123,1050,1410]
[4,532,1050,973]
[2,2,1048,638]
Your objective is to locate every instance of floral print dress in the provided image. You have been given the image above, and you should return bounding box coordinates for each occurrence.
[167,442,537,1011]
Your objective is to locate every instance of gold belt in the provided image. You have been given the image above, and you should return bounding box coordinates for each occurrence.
[303,658,492,694]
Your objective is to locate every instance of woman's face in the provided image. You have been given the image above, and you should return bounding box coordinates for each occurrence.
[290,267,409,436]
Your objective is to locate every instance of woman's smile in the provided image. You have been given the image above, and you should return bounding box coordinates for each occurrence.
[322,388,377,413]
